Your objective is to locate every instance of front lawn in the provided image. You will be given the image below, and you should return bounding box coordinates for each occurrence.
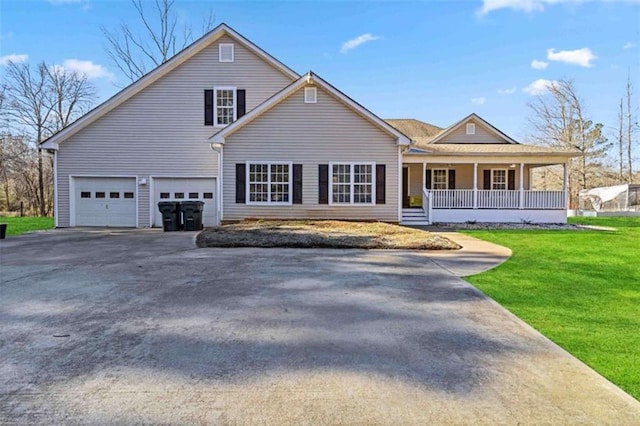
[0,216,54,236]
[197,220,460,250]
[464,217,640,399]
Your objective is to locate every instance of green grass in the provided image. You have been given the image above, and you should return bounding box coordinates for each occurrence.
[464,216,640,399]
[0,216,54,236]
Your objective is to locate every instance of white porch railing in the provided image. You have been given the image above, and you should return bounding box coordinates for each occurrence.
[427,189,566,210]
[431,190,474,208]
[523,190,565,209]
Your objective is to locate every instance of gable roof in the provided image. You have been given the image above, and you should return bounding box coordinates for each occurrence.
[210,71,411,146]
[425,113,519,146]
[41,23,299,150]
[407,143,577,157]
[384,119,442,139]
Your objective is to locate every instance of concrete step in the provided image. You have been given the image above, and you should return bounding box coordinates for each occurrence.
[401,220,430,226]
[402,212,426,217]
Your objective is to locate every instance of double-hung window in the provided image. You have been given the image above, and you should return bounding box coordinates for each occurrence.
[330,163,375,204]
[214,86,236,126]
[432,169,448,190]
[491,169,507,190]
[247,162,292,204]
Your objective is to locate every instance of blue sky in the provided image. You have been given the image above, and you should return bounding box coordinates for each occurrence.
[1,0,639,143]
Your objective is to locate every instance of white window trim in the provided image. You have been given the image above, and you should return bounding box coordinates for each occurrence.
[246,161,293,206]
[304,87,317,104]
[431,169,449,190]
[466,123,475,135]
[490,168,508,190]
[219,43,234,62]
[213,86,237,127]
[328,162,376,206]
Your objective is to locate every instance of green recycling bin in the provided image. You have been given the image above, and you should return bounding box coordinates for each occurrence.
[157,201,181,232]
[180,201,204,231]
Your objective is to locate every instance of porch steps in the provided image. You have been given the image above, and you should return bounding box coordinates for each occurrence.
[401,208,430,226]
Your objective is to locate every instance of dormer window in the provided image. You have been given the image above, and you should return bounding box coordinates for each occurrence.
[466,123,475,135]
[304,87,317,104]
[219,43,234,62]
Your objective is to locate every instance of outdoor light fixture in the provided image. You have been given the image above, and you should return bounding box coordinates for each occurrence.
[210,142,223,152]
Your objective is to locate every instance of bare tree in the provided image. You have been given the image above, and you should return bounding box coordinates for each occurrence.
[624,71,636,183]
[617,98,625,182]
[528,79,610,207]
[47,66,97,132]
[102,0,214,83]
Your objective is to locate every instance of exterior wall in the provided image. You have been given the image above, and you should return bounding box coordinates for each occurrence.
[435,119,508,144]
[56,35,294,227]
[431,209,567,223]
[223,86,400,222]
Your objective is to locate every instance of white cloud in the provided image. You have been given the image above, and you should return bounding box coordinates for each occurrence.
[623,41,636,49]
[546,47,597,67]
[60,59,114,80]
[47,0,83,4]
[497,87,517,95]
[531,59,549,70]
[0,54,28,65]
[471,97,486,105]
[479,0,546,15]
[523,78,558,95]
[340,33,380,54]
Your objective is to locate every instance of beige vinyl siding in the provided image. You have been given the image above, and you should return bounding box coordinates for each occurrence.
[56,35,294,227]
[224,87,399,222]
[435,119,509,144]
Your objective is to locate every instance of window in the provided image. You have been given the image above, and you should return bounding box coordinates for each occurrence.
[432,169,448,190]
[124,192,134,199]
[247,162,291,204]
[491,169,507,190]
[219,43,234,62]
[189,192,199,199]
[109,192,120,199]
[304,87,317,104]
[466,123,475,135]
[174,192,184,199]
[214,86,236,126]
[95,192,105,198]
[203,192,213,199]
[160,192,170,199]
[80,192,91,198]
[330,163,375,204]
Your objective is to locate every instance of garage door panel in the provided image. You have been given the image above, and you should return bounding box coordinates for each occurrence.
[153,178,217,227]
[74,177,137,227]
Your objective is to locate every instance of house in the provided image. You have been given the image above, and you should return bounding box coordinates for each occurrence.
[41,23,574,228]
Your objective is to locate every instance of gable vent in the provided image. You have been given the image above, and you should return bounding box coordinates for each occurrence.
[304,87,317,104]
[466,123,475,135]
[219,43,234,62]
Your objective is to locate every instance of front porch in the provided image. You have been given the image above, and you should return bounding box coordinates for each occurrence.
[401,161,568,224]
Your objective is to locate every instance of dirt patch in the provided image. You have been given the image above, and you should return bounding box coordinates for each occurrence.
[196,220,460,250]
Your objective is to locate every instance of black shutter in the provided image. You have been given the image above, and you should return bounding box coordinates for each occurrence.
[508,169,516,190]
[293,164,303,204]
[425,169,432,189]
[237,89,246,119]
[318,164,329,204]
[236,163,246,203]
[376,164,386,204]
[483,170,491,190]
[448,170,456,190]
[204,89,214,126]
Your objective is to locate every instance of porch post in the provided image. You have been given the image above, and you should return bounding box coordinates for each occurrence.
[519,163,524,209]
[473,162,478,209]
[422,162,426,191]
[563,162,569,209]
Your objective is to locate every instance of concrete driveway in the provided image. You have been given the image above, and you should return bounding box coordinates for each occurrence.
[1,229,638,424]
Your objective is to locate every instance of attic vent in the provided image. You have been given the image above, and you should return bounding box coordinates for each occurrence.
[466,123,475,135]
[304,87,317,104]
[219,43,234,62]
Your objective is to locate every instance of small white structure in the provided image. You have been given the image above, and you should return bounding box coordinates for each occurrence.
[579,184,640,215]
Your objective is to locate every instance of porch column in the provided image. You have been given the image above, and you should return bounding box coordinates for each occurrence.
[473,162,478,209]
[519,163,524,209]
[563,162,569,209]
[422,162,427,192]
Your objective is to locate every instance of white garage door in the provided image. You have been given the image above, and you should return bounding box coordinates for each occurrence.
[74,177,137,227]
[153,178,217,227]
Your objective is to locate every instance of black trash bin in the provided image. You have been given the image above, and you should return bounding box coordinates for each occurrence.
[0,223,7,239]
[157,201,181,232]
[180,201,204,231]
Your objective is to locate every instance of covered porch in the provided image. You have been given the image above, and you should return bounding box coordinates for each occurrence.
[401,159,569,224]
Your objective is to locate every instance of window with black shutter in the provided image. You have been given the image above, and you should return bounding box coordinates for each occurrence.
[204,89,213,125]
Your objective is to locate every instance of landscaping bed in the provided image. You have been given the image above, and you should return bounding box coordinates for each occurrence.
[197,220,460,250]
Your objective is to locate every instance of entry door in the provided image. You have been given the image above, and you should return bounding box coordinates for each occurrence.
[402,167,410,208]
[75,177,137,227]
